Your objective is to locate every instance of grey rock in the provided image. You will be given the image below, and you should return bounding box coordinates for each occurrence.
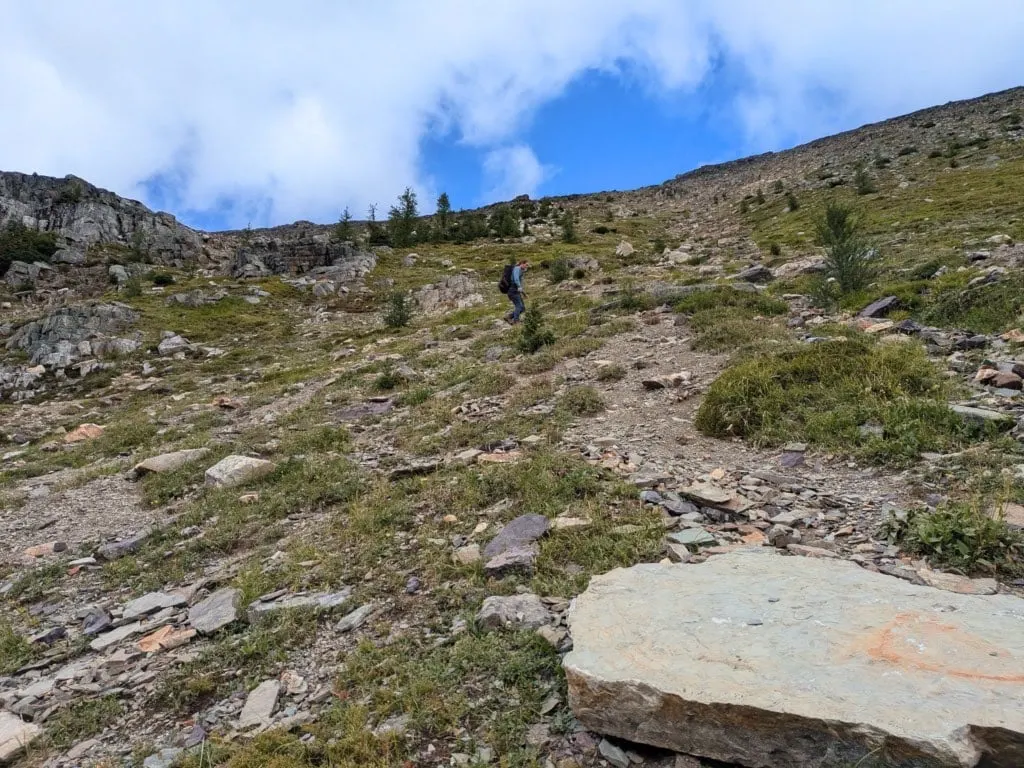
[157,334,192,356]
[82,609,113,636]
[476,594,551,631]
[732,264,773,284]
[204,455,277,488]
[335,603,376,633]
[414,274,483,314]
[189,588,241,635]
[598,738,631,768]
[668,528,716,546]
[0,711,42,764]
[133,448,210,477]
[143,748,184,768]
[108,264,129,285]
[238,680,280,729]
[950,404,1014,424]
[89,621,143,651]
[97,530,151,560]
[858,295,900,318]
[566,552,1024,767]
[51,248,85,265]
[483,514,550,559]
[247,589,352,622]
[6,303,138,368]
[122,591,187,620]
[484,546,538,577]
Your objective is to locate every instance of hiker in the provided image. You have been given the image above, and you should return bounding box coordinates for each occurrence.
[499,259,529,324]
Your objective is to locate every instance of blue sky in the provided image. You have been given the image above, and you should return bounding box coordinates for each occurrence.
[3,1,1024,231]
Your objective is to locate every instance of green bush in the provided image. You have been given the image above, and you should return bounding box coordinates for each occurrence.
[560,386,605,416]
[695,337,998,465]
[771,180,784,194]
[373,368,405,391]
[595,364,626,382]
[517,307,555,354]
[549,257,570,284]
[383,291,413,328]
[785,191,800,211]
[149,271,176,286]
[854,167,877,195]
[0,221,58,275]
[561,212,578,244]
[881,503,1022,576]
[769,242,782,257]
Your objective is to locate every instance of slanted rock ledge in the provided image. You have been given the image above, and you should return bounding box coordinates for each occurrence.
[564,551,1024,768]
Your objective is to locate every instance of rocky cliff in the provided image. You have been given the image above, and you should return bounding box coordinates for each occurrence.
[0,172,202,266]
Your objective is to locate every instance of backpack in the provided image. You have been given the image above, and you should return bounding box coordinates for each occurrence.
[498,264,514,294]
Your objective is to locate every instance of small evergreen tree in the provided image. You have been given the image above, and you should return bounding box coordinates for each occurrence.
[433,192,452,241]
[518,306,555,353]
[561,211,578,244]
[383,291,413,328]
[367,204,388,246]
[755,188,765,205]
[816,202,874,293]
[855,167,877,195]
[785,191,800,211]
[549,257,569,284]
[388,187,419,247]
[491,205,519,238]
[334,207,354,242]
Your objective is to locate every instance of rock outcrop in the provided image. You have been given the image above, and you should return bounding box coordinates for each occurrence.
[0,171,201,265]
[566,551,1024,768]
[5,303,139,369]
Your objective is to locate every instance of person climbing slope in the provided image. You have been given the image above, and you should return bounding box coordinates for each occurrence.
[498,259,529,324]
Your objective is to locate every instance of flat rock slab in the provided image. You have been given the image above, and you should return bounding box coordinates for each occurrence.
[133,448,210,477]
[483,514,549,559]
[247,589,352,622]
[122,591,187,620]
[565,551,1024,768]
[238,679,280,730]
[204,455,276,488]
[335,400,393,422]
[188,588,241,635]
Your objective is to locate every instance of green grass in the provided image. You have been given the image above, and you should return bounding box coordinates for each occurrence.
[0,619,35,674]
[696,336,1000,465]
[673,287,789,352]
[152,609,320,715]
[923,273,1024,333]
[47,696,124,750]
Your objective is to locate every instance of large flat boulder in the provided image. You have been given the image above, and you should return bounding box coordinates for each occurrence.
[565,551,1024,768]
[204,455,276,488]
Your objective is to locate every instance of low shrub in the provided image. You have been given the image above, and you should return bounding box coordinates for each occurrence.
[880,503,1023,576]
[560,386,605,416]
[695,337,1000,465]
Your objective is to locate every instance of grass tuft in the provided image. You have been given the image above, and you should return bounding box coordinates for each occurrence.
[695,337,999,465]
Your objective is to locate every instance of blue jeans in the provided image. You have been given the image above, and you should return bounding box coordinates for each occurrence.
[508,288,525,322]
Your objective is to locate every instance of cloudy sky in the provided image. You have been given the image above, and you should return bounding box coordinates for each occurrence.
[3,1,1023,230]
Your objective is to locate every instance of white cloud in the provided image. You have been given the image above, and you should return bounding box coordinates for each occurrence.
[483,145,551,202]
[0,0,1022,228]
